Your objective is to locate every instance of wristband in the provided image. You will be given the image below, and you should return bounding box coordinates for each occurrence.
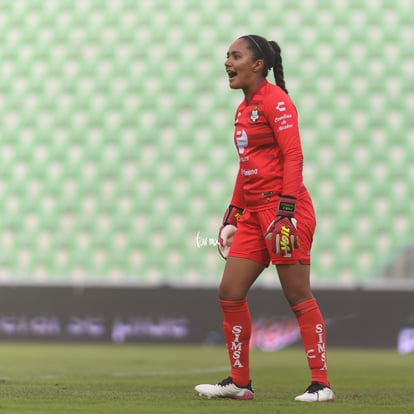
[277,195,296,217]
[222,204,244,227]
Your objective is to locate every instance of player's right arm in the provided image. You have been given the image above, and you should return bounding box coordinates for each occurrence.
[218,168,245,259]
[224,167,245,225]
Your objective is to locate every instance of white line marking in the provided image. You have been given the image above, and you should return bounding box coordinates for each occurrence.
[5,365,229,381]
[112,365,229,377]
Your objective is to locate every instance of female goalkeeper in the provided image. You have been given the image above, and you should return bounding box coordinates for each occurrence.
[195,34,335,403]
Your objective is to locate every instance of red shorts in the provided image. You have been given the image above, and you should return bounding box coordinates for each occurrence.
[228,191,316,265]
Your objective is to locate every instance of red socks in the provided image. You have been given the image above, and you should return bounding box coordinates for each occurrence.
[220,297,329,387]
[220,298,251,387]
[291,297,329,386]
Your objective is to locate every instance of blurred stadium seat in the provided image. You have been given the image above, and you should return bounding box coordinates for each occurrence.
[0,0,413,286]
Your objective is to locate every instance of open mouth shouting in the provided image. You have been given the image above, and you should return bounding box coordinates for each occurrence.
[227,70,237,79]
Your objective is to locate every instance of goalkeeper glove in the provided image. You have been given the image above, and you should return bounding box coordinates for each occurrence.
[265,195,299,257]
[218,205,243,259]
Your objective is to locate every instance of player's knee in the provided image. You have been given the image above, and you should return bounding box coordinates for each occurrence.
[283,291,313,307]
[218,284,246,301]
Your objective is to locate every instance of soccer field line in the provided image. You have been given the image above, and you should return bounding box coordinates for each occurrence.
[3,365,230,381]
[112,365,230,377]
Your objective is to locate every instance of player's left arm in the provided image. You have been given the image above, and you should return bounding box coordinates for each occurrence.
[264,94,303,256]
[265,94,304,198]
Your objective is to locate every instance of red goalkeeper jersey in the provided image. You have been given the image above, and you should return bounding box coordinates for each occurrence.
[230,80,305,211]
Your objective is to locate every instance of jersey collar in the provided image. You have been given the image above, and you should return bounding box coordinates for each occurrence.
[244,79,268,105]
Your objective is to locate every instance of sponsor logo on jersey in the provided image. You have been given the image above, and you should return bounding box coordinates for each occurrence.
[250,106,259,122]
[236,129,248,154]
[241,168,258,176]
[276,101,286,111]
[275,112,293,131]
[274,113,292,123]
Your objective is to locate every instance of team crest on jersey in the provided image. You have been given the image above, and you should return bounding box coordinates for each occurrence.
[250,106,259,122]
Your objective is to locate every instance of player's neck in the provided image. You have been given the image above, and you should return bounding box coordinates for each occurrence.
[243,79,266,103]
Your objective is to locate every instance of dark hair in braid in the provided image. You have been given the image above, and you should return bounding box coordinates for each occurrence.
[240,35,288,94]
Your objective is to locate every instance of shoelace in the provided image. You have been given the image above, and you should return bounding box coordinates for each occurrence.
[305,382,328,393]
[218,377,253,392]
[217,377,234,387]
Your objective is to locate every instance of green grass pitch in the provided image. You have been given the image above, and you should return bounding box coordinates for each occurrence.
[0,343,413,413]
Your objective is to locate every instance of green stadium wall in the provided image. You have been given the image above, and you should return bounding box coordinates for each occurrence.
[0,0,413,286]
